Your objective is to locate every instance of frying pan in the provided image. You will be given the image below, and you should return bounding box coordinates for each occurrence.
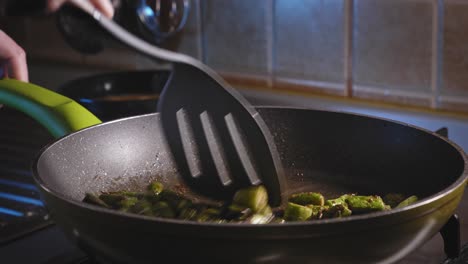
[57,70,170,121]
[0,79,467,264]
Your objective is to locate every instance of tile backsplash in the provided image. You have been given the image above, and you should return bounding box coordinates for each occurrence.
[441,0,468,112]
[353,0,433,107]
[1,0,468,113]
[274,0,345,95]
[202,0,272,76]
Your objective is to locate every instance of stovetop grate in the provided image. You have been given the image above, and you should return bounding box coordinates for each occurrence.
[0,107,54,244]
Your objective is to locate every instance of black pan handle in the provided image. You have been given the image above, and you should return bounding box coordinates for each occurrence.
[435,127,448,138]
[441,214,461,259]
[434,128,463,259]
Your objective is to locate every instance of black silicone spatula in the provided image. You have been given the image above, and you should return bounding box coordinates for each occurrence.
[68,0,285,206]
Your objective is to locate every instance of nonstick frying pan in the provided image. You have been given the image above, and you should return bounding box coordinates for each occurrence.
[0,79,467,264]
[57,70,170,121]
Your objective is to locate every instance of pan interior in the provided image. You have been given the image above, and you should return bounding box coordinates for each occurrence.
[36,114,183,200]
[258,108,466,199]
[35,108,466,205]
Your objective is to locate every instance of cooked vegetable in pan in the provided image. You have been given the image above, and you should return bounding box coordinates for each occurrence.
[83,182,418,224]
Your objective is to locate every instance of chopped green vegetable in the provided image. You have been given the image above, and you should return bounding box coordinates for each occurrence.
[325,194,350,207]
[232,185,268,213]
[225,204,253,220]
[83,193,109,208]
[178,207,198,220]
[345,195,387,213]
[283,202,313,221]
[289,192,324,206]
[175,198,193,213]
[258,205,272,216]
[322,204,352,218]
[306,205,327,220]
[147,181,164,196]
[246,213,275,224]
[119,196,139,211]
[196,208,223,222]
[159,190,184,208]
[153,201,176,218]
[82,181,418,224]
[395,195,418,209]
[383,193,407,208]
[99,193,126,208]
[128,199,153,215]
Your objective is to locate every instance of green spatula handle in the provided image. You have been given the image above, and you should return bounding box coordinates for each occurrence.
[0,79,102,138]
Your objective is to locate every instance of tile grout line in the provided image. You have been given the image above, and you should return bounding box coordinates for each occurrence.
[266,0,275,88]
[194,0,204,61]
[343,0,354,98]
[198,0,207,64]
[431,0,444,109]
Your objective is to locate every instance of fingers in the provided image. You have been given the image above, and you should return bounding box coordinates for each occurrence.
[47,0,67,13]
[89,0,114,18]
[0,30,29,82]
[48,0,114,18]
[7,49,29,82]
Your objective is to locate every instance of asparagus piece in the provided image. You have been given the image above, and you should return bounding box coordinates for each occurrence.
[83,193,109,208]
[119,196,139,211]
[383,193,407,208]
[283,202,313,221]
[246,213,275,224]
[118,191,143,197]
[225,204,253,220]
[232,185,269,213]
[176,199,193,213]
[153,201,176,218]
[306,205,328,220]
[244,205,275,224]
[204,208,222,216]
[258,205,273,216]
[128,198,153,215]
[271,218,286,224]
[99,193,126,209]
[196,208,223,222]
[289,192,325,206]
[395,195,418,209]
[322,204,352,218]
[345,195,387,213]
[83,179,420,224]
[108,191,146,199]
[178,207,199,220]
[159,190,184,208]
[325,194,351,207]
[147,181,164,196]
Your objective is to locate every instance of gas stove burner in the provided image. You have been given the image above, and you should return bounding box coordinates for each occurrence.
[0,108,54,244]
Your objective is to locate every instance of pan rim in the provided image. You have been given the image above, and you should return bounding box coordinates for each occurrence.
[31,107,468,230]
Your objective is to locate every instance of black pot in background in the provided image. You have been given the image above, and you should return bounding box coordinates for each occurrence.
[58,70,170,121]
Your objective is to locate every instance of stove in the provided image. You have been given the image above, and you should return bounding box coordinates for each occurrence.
[0,99,467,263]
[0,107,52,243]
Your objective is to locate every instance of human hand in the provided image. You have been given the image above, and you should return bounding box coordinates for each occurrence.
[47,0,114,18]
[0,0,114,82]
[0,30,28,82]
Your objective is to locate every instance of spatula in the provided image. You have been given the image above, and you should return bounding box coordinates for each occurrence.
[68,0,285,206]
